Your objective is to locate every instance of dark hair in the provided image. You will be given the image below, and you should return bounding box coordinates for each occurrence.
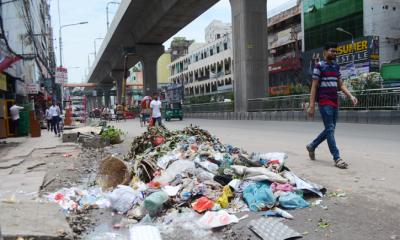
[324,42,338,50]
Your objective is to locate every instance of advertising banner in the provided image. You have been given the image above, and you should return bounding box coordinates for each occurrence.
[301,36,380,80]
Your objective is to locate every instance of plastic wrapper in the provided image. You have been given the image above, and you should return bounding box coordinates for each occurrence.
[215,185,234,208]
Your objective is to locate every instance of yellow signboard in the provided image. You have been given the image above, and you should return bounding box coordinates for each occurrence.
[0,73,6,91]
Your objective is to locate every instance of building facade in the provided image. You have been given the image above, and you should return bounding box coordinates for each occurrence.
[1,0,55,101]
[267,0,304,96]
[1,0,55,138]
[302,0,400,80]
[168,20,233,102]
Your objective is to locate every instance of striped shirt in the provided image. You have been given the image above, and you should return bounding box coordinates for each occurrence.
[313,60,340,108]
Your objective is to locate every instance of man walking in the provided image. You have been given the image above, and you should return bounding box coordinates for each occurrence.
[307,42,358,169]
[150,92,162,126]
[49,102,61,137]
[45,107,52,131]
[9,103,24,136]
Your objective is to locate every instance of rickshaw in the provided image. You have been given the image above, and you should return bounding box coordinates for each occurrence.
[163,101,183,121]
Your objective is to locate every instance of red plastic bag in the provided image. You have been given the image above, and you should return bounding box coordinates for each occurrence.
[192,196,214,213]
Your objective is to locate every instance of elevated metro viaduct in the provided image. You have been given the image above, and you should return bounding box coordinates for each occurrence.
[86,0,268,112]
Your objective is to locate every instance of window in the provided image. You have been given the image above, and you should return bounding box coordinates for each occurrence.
[217,34,221,39]
[224,43,228,50]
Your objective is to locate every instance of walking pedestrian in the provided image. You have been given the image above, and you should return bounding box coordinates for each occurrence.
[9,102,24,136]
[49,101,61,137]
[150,92,162,127]
[45,107,52,131]
[306,42,358,169]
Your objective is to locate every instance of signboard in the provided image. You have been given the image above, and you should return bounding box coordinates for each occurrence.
[15,80,27,96]
[0,73,6,91]
[26,83,39,94]
[301,36,380,80]
[55,67,68,84]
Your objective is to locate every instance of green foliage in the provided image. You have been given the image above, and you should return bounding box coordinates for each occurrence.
[101,126,123,143]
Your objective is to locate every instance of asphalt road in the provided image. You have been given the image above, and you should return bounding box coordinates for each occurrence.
[112,118,400,239]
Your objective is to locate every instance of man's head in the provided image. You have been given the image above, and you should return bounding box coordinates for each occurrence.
[324,42,338,61]
[153,92,159,100]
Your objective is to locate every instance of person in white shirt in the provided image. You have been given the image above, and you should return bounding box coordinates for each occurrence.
[150,92,162,126]
[49,102,61,137]
[45,107,53,131]
[9,103,24,136]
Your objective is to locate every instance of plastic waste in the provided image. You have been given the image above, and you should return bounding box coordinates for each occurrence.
[194,157,219,174]
[107,185,142,213]
[263,207,294,219]
[270,182,294,193]
[278,192,309,209]
[243,182,276,212]
[162,185,181,196]
[198,210,239,229]
[216,185,234,208]
[251,152,287,170]
[192,196,215,212]
[282,171,326,197]
[228,179,242,192]
[130,225,162,240]
[154,160,195,183]
[90,232,127,240]
[231,165,288,183]
[144,191,169,214]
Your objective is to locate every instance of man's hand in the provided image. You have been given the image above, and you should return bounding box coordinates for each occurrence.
[308,105,315,119]
[350,95,358,106]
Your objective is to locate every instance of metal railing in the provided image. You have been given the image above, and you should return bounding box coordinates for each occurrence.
[248,88,400,112]
[183,88,400,113]
[183,102,233,113]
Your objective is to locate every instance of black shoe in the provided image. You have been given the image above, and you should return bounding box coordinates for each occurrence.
[306,145,315,160]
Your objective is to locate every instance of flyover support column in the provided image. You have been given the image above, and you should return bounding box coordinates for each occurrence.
[104,91,111,107]
[138,44,164,96]
[230,0,267,112]
[96,95,103,108]
[110,70,124,105]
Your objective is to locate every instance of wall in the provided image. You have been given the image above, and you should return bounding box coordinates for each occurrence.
[157,52,171,86]
[363,0,400,65]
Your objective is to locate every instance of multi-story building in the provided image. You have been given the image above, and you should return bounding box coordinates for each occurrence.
[1,0,55,137]
[170,37,194,62]
[1,0,55,102]
[267,0,304,96]
[302,0,400,80]
[168,20,233,102]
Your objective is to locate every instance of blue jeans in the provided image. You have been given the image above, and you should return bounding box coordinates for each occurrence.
[308,105,340,161]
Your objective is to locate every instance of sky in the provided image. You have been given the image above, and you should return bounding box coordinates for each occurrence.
[50,0,292,83]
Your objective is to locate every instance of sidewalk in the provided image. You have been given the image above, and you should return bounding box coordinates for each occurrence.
[1,129,76,160]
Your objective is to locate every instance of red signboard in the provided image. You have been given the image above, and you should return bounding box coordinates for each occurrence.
[268,58,301,74]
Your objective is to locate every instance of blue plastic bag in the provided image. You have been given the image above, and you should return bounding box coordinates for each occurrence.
[278,192,309,209]
[243,182,276,211]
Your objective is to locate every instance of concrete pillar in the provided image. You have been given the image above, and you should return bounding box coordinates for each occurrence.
[110,70,124,105]
[138,44,164,96]
[104,92,111,107]
[230,0,267,112]
[96,95,103,108]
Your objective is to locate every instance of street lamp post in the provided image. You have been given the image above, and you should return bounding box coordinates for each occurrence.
[336,27,356,77]
[93,37,104,56]
[59,21,88,67]
[106,1,120,29]
[58,21,88,108]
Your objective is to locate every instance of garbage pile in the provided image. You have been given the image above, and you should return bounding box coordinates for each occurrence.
[50,125,326,238]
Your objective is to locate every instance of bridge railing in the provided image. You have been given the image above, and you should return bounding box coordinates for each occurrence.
[183,102,234,113]
[248,87,400,111]
[183,88,400,113]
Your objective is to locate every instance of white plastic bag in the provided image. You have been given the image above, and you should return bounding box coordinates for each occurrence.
[107,185,142,213]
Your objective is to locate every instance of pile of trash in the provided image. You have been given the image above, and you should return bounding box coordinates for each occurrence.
[50,125,326,238]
